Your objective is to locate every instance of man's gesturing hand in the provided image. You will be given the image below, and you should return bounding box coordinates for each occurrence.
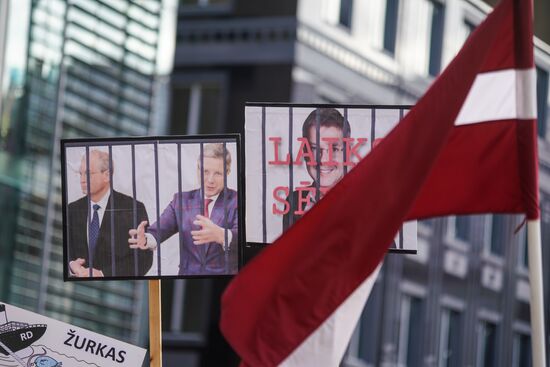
[128,220,149,250]
[69,258,86,276]
[192,215,224,245]
[69,258,104,277]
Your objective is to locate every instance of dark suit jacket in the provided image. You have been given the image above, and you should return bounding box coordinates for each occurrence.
[282,187,314,232]
[68,190,152,277]
[148,188,238,275]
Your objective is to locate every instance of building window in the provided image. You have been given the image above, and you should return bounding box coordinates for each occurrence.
[161,279,211,335]
[397,294,424,366]
[449,216,470,243]
[438,308,462,367]
[428,1,444,76]
[487,214,506,257]
[395,0,444,76]
[464,20,476,35]
[383,0,399,54]
[536,66,549,138]
[517,228,529,269]
[476,321,498,367]
[354,282,382,364]
[419,218,435,234]
[180,0,229,6]
[420,218,433,227]
[339,0,353,28]
[455,18,476,54]
[179,0,232,15]
[170,78,225,135]
[513,333,532,367]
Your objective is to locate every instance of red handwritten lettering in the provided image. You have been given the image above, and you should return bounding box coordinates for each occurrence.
[268,137,291,165]
[320,137,340,166]
[272,186,290,215]
[266,136,370,166]
[296,182,315,215]
[294,138,316,166]
[344,138,368,166]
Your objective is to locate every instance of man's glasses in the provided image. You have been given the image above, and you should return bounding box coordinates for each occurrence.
[79,170,108,177]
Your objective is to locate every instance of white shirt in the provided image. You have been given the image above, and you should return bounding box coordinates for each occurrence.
[204,193,233,246]
[90,190,111,227]
[205,193,219,217]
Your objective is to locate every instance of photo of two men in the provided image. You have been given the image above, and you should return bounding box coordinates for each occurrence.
[62,138,240,280]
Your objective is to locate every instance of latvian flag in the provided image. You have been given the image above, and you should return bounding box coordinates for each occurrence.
[221,0,539,366]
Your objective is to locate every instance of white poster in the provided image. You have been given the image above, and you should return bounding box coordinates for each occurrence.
[0,302,146,367]
[245,104,417,252]
[61,136,241,279]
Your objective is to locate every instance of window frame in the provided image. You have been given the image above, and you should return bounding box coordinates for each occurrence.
[428,0,445,76]
[483,214,507,260]
[383,0,400,55]
[475,317,500,367]
[338,0,354,29]
[445,216,470,252]
[397,292,425,366]
[438,307,463,367]
[170,72,228,135]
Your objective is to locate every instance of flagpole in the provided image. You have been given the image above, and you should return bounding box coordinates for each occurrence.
[149,279,162,367]
[527,219,547,367]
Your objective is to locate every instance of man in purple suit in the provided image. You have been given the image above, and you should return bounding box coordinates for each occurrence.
[129,143,238,275]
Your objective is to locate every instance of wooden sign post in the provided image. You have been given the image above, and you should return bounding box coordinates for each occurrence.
[149,279,162,367]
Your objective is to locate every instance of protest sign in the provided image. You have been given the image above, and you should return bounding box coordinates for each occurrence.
[245,104,417,253]
[61,135,242,280]
[0,302,146,367]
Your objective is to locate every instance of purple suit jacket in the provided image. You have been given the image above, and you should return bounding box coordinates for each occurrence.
[148,188,238,275]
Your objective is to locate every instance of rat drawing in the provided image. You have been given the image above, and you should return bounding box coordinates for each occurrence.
[32,356,62,367]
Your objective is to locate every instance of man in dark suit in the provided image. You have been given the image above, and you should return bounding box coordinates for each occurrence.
[68,150,152,277]
[283,108,349,231]
[129,143,238,275]
[282,108,398,250]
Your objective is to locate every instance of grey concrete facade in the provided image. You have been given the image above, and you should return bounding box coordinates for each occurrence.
[169,0,550,366]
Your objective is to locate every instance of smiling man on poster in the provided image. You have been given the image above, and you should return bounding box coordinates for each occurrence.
[282,108,349,231]
[129,143,238,275]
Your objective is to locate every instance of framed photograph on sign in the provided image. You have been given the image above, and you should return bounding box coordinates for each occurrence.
[244,104,417,260]
[61,135,242,280]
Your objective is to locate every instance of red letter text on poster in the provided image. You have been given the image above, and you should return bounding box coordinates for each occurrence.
[294,138,316,166]
[268,137,291,165]
[321,137,340,166]
[295,182,315,215]
[272,186,290,215]
[344,138,368,166]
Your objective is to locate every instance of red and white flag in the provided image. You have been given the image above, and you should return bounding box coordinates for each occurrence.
[220,0,538,366]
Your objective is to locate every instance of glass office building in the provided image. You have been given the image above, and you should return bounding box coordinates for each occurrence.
[0,0,162,345]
